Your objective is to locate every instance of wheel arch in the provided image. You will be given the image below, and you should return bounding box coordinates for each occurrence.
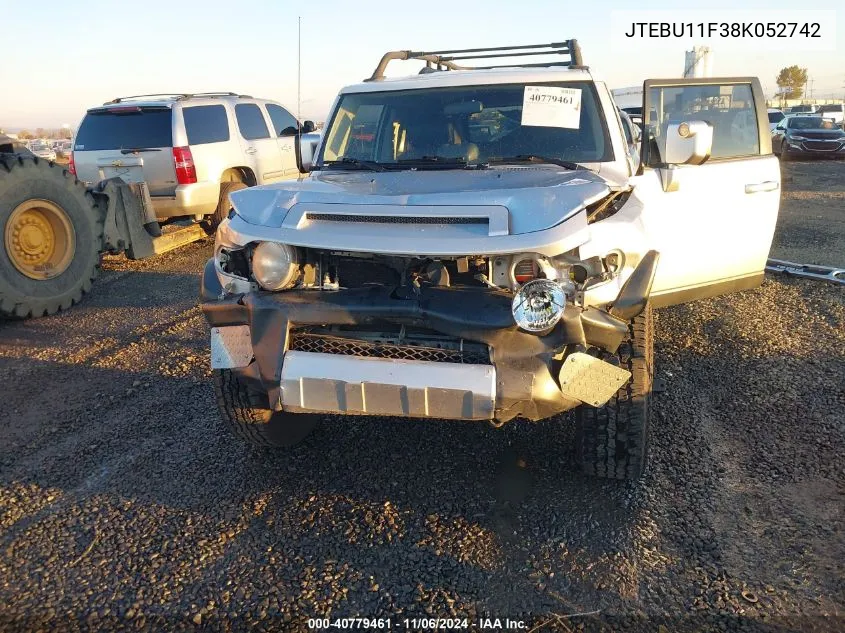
[221,167,256,187]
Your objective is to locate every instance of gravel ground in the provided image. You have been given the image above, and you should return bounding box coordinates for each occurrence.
[0,160,843,632]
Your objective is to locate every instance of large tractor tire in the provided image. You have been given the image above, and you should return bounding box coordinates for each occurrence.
[0,156,104,318]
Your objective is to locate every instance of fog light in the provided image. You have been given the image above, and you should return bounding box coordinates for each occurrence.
[512,279,566,332]
[252,242,299,290]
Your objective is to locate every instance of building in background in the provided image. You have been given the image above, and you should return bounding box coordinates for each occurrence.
[683,46,714,79]
[613,46,715,110]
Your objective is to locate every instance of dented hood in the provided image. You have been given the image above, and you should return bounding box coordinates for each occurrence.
[230,167,611,235]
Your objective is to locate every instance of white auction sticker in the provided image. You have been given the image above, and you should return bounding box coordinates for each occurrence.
[521,86,582,129]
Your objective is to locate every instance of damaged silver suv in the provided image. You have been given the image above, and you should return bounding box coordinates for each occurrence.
[201,42,780,479]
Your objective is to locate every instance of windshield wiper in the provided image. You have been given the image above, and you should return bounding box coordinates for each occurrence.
[120,147,162,154]
[489,155,582,170]
[322,157,386,172]
[395,156,487,170]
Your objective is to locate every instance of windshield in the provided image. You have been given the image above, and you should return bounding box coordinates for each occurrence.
[318,82,612,168]
[788,117,835,130]
[818,104,842,113]
[768,111,784,123]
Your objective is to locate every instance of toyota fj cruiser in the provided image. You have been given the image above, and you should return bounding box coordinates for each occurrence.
[200,42,780,479]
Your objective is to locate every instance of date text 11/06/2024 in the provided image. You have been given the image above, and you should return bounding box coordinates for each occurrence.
[307,617,528,630]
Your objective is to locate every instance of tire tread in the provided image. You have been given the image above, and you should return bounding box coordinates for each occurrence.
[575,306,653,480]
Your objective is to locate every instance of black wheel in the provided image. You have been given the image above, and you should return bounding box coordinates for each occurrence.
[575,305,653,480]
[208,181,248,230]
[213,368,319,447]
[0,156,103,318]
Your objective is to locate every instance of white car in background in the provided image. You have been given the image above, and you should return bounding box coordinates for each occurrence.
[817,103,844,128]
[767,108,785,133]
[29,141,57,161]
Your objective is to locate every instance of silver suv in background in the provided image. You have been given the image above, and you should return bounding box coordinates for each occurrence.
[71,92,315,226]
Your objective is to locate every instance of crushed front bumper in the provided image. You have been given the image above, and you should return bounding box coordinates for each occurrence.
[200,259,634,423]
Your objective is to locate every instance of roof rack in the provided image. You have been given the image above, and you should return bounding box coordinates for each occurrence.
[366,41,584,82]
[104,92,252,104]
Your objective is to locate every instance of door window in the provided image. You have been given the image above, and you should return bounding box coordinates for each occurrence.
[266,104,298,136]
[235,104,270,140]
[646,82,760,163]
[183,105,229,144]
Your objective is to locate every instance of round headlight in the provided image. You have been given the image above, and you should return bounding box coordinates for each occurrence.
[252,242,299,290]
[512,279,567,333]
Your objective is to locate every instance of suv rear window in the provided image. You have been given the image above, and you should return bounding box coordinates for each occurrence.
[235,104,270,140]
[818,104,843,113]
[183,105,230,144]
[75,107,172,150]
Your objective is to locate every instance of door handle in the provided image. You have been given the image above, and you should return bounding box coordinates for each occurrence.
[745,181,779,194]
[245,147,257,155]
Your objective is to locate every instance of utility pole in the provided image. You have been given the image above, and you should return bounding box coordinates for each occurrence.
[297,16,301,123]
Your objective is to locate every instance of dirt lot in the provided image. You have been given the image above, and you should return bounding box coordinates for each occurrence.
[0,160,843,632]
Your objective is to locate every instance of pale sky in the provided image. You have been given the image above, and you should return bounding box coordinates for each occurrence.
[1,0,841,130]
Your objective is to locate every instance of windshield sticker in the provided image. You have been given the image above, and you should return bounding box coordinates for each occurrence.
[521,86,582,129]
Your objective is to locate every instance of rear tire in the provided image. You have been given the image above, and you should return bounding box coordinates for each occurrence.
[0,156,103,318]
[575,305,653,480]
[208,181,248,230]
[213,368,319,447]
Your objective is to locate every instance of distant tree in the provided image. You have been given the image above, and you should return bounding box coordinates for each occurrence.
[776,66,809,99]
[18,129,33,139]
[34,127,46,139]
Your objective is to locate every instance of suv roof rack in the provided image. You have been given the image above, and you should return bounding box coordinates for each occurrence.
[104,92,252,104]
[366,41,584,82]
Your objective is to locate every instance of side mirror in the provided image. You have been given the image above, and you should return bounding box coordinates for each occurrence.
[280,125,299,137]
[664,120,712,165]
[301,120,316,134]
[297,133,320,173]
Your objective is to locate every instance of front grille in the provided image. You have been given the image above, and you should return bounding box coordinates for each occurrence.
[337,258,400,288]
[803,141,842,151]
[307,213,487,225]
[288,332,490,365]
[801,132,842,140]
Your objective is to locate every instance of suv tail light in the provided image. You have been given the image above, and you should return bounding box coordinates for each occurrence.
[172,146,197,185]
[68,152,76,176]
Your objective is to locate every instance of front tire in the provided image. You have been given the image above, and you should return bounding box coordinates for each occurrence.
[213,368,319,447]
[575,305,653,480]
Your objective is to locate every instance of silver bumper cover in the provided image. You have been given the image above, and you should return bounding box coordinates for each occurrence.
[280,351,496,419]
[210,326,629,422]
